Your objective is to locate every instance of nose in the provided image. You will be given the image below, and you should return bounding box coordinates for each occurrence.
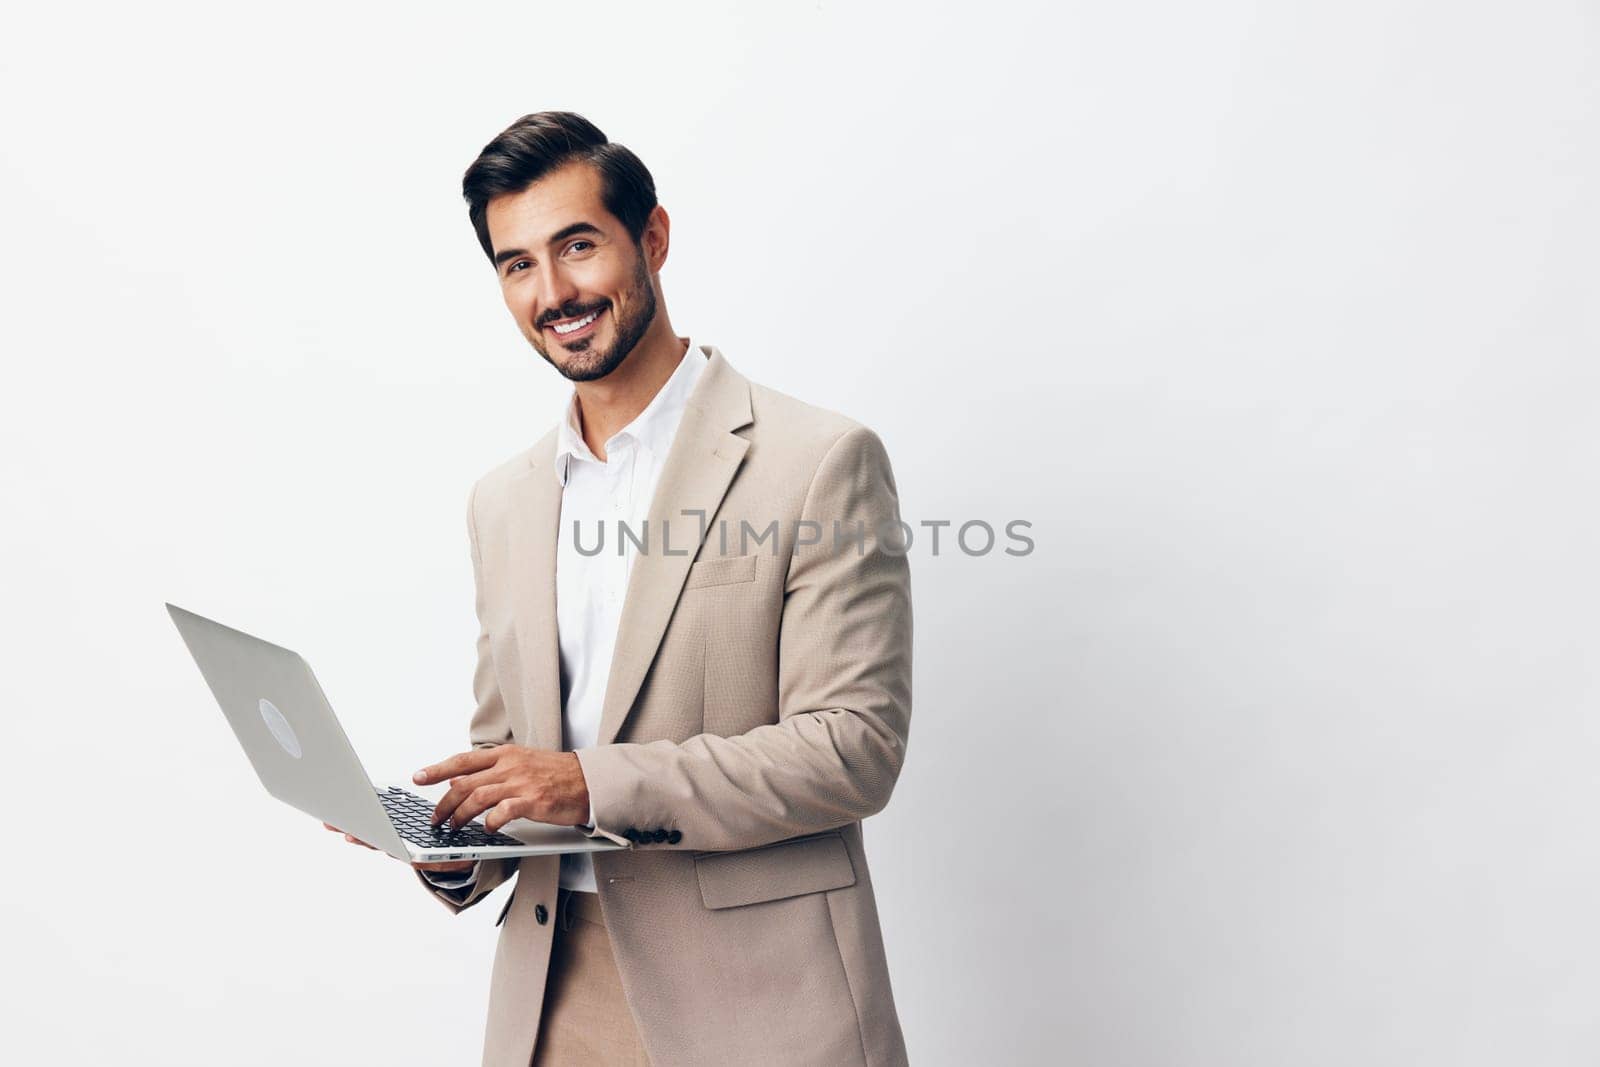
[533,260,582,324]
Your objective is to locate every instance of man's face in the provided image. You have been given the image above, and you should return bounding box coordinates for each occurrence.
[486,161,658,382]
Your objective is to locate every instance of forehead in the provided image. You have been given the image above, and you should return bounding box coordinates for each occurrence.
[483,162,615,252]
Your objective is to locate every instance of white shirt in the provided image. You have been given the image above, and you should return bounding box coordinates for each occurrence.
[427,338,708,898]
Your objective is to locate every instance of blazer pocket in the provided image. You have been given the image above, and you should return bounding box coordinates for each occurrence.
[694,830,856,910]
[684,553,758,590]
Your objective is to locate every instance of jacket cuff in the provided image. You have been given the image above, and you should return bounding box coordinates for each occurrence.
[574,746,640,848]
[420,863,479,892]
[414,856,512,914]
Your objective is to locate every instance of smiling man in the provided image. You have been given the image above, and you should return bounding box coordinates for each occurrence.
[333,111,913,1066]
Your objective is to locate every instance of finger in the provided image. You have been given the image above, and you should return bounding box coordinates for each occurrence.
[414,747,498,787]
[484,797,527,834]
[429,768,503,826]
[343,833,376,850]
[448,782,517,829]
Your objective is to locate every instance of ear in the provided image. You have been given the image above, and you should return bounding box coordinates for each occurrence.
[641,204,671,273]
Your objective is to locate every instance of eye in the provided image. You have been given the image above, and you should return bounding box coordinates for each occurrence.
[565,240,594,255]
[506,259,531,274]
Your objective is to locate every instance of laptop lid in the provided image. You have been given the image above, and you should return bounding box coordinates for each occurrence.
[165,603,409,861]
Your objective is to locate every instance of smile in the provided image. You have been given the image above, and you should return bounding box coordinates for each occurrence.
[546,308,604,339]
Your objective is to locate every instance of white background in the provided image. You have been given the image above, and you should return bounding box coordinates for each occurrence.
[3,2,1597,1064]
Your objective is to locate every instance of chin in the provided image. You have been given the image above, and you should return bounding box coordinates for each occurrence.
[550,344,624,384]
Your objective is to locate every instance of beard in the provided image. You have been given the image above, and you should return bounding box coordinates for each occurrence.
[536,251,658,383]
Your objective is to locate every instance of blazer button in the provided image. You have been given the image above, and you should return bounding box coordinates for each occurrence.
[534,903,548,925]
[651,828,668,843]
[624,827,640,842]
[666,829,682,844]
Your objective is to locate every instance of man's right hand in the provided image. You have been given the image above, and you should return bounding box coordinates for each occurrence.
[321,821,475,874]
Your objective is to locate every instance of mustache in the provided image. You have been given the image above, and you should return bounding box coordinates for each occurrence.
[536,301,609,328]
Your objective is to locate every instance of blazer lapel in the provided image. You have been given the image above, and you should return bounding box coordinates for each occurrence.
[505,450,565,752]
[594,346,753,747]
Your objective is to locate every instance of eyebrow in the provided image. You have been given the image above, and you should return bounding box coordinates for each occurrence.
[493,222,605,268]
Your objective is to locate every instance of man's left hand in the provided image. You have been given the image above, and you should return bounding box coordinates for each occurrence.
[414,746,590,832]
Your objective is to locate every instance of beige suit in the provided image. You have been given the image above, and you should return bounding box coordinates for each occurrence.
[421,345,913,1066]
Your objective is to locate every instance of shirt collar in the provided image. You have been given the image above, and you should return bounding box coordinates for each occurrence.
[554,337,709,487]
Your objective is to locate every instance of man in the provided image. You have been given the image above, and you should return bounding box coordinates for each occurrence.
[330,111,912,1066]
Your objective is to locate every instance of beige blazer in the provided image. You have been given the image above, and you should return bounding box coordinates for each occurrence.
[420,345,913,1067]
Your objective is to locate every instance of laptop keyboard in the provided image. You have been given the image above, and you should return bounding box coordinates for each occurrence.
[377,786,524,849]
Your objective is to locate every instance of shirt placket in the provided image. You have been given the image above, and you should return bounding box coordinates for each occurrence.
[609,439,635,607]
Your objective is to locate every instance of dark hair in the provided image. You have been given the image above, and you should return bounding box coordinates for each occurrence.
[462,111,658,263]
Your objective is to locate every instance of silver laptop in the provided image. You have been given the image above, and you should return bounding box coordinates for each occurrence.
[166,602,626,864]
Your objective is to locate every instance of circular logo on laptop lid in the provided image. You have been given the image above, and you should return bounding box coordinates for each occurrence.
[258,697,303,758]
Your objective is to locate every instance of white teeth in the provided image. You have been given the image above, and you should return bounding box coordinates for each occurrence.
[551,310,599,334]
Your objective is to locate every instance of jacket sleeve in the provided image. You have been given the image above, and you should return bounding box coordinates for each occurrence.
[574,425,913,853]
[415,480,519,912]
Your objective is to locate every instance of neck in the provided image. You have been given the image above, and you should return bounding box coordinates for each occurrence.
[572,320,690,461]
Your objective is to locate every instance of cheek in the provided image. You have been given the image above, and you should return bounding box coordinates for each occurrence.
[582,260,632,301]
[502,286,532,322]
